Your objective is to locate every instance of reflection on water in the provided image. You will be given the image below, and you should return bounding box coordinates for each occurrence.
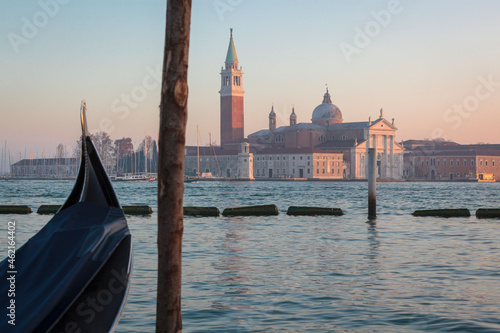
[1,180,500,332]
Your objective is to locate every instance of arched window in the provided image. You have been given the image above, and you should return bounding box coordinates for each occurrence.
[318,135,326,142]
[275,135,284,142]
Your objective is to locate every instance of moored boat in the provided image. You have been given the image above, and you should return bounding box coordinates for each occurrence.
[478,173,496,182]
[0,101,132,332]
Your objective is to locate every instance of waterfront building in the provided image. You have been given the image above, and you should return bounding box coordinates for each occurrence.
[10,158,79,178]
[248,90,405,179]
[403,140,500,181]
[185,142,253,179]
[253,147,345,179]
[10,156,118,179]
[185,145,344,180]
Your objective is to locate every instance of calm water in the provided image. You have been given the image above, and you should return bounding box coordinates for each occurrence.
[1,180,500,332]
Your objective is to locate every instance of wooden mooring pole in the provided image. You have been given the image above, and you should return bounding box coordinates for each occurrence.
[368,148,377,219]
[156,0,192,332]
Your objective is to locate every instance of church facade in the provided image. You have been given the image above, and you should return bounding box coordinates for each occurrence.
[248,90,405,179]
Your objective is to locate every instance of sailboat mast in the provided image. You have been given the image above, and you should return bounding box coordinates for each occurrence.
[197,125,200,177]
[145,132,148,174]
[209,132,212,174]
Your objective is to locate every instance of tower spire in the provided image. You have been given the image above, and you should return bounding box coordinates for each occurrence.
[225,28,238,63]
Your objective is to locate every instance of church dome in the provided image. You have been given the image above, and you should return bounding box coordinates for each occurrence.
[311,89,343,125]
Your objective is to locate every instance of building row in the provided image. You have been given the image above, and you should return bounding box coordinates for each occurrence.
[403,140,500,181]
[185,144,345,180]
[9,157,114,179]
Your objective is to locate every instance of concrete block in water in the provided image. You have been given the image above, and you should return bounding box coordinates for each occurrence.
[122,205,153,215]
[36,204,152,215]
[0,205,32,214]
[37,205,62,214]
[287,206,343,216]
[476,209,500,218]
[412,208,470,217]
[184,206,220,217]
[222,204,279,217]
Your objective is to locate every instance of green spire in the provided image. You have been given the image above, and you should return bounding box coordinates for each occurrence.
[225,28,238,63]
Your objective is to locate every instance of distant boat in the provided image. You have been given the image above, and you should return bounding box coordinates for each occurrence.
[112,174,155,182]
[0,101,132,332]
[184,177,199,183]
[478,173,495,182]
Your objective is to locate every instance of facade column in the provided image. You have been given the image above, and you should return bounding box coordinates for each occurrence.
[383,135,388,179]
[389,135,394,179]
[372,134,378,178]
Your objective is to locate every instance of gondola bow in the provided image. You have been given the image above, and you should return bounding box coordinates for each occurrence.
[0,101,132,333]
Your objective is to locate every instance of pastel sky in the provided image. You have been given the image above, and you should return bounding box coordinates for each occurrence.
[1,0,500,161]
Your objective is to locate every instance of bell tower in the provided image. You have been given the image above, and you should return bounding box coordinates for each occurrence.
[220,28,245,145]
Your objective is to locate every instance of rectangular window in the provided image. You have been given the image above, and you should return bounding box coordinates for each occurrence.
[457,160,460,166]
[307,169,310,174]
[444,160,447,166]
[450,160,454,166]
[464,160,467,166]
[437,160,440,166]
[471,160,474,166]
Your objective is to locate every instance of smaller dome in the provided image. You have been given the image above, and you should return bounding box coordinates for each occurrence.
[269,106,276,117]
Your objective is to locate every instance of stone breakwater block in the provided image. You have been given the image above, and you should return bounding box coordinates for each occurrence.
[222,204,279,217]
[184,206,220,217]
[122,205,153,215]
[0,205,32,214]
[412,208,470,218]
[37,205,62,214]
[287,206,343,216]
[476,209,500,218]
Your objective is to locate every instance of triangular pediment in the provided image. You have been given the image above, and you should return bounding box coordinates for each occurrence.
[369,118,398,130]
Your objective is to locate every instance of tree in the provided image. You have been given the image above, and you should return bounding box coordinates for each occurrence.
[152,140,158,173]
[91,131,114,160]
[55,143,65,159]
[115,138,134,174]
[156,0,191,332]
[73,136,82,159]
[115,137,134,158]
